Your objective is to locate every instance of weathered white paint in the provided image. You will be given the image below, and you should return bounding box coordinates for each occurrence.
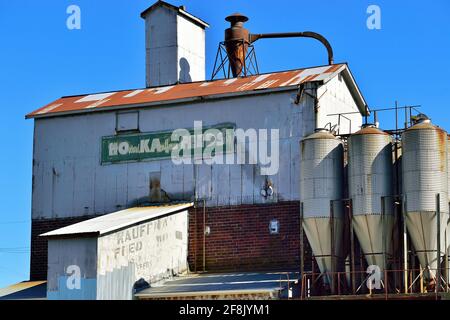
[76,93,116,103]
[97,210,188,300]
[176,13,206,84]
[36,103,63,115]
[317,74,363,134]
[116,111,139,132]
[142,5,206,87]
[32,77,363,220]
[47,238,98,300]
[46,209,188,300]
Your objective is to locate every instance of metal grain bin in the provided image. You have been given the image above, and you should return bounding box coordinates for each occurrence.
[300,129,344,282]
[402,119,449,277]
[447,135,450,259]
[448,134,450,204]
[348,125,394,271]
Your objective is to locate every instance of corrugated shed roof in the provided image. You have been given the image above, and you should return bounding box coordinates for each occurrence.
[27,64,367,119]
[135,272,298,299]
[0,281,46,300]
[40,203,193,238]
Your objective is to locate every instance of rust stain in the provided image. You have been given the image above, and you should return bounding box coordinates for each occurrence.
[353,126,389,136]
[324,64,342,73]
[149,173,162,202]
[437,130,446,172]
[27,64,347,118]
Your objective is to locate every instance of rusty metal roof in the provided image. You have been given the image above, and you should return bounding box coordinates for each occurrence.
[40,203,193,238]
[303,129,339,140]
[406,120,446,132]
[353,125,389,136]
[27,63,367,119]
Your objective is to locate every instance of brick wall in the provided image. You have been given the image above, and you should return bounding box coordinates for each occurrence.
[188,201,312,272]
[30,201,311,281]
[30,215,98,281]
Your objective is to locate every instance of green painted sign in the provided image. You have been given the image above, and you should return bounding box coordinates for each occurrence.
[101,123,236,164]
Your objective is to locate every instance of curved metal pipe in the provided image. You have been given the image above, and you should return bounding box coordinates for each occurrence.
[249,32,334,65]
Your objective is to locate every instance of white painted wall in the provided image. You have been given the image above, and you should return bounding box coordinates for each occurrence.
[317,74,363,134]
[47,238,98,300]
[177,14,206,84]
[144,6,178,87]
[143,6,206,87]
[32,80,362,220]
[46,210,188,300]
[96,210,188,300]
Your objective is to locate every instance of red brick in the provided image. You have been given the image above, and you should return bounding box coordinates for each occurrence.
[31,202,313,280]
[187,201,311,272]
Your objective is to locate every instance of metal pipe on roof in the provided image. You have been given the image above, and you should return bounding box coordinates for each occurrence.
[224,13,334,77]
[249,32,334,65]
[224,13,250,77]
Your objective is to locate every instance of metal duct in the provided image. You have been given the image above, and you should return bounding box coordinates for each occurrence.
[224,13,334,77]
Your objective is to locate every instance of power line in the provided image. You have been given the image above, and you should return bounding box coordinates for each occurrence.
[0,265,29,278]
[0,220,30,225]
[0,247,30,254]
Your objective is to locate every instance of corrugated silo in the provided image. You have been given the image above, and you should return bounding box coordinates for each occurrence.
[402,118,449,277]
[300,129,344,282]
[448,134,450,204]
[348,125,394,271]
[447,135,450,262]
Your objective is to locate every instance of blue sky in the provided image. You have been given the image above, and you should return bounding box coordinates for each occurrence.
[0,0,449,288]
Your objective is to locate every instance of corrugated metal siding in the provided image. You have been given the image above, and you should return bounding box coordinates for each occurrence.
[32,92,311,219]
[300,132,344,218]
[46,238,97,300]
[96,210,188,300]
[46,209,188,300]
[402,125,448,213]
[402,122,449,275]
[348,130,394,216]
[348,128,395,269]
[31,75,362,219]
[448,135,450,203]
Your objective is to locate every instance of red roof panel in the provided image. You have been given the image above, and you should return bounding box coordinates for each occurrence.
[27,64,347,119]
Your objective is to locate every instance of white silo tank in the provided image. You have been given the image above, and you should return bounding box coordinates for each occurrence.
[402,118,449,278]
[300,129,344,283]
[348,125,394,272]
[448,134,450,205]
[447,135,450,267]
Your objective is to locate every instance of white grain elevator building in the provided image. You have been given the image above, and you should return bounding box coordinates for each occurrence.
[26,1,368,299]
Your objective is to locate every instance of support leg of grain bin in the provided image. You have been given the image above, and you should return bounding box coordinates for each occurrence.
[403,195,408,294]
[300,202,305,286]
[381,197,387,276]
[330,200,336,295]
[203,199,206,272]
[445,203,449,292]
[349,199,356,295]
[436,193,441,293]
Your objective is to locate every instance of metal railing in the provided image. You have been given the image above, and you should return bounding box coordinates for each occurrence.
[299,267,450,300]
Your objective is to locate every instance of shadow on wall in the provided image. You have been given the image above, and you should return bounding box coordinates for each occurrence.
[133,278,150,295]
[179,57,192,83]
